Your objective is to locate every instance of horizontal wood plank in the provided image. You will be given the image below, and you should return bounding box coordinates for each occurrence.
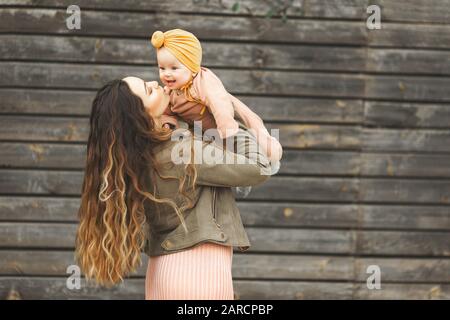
[2,250,449,283]
[4,35,450,75]
[364,101,450,128]
[0,116,364,149]
[2,276,449,299]
[0,8,367,45]
[9,144,450,179]
[0,0,367,20]
[0,277,357,300]
[4,1,450,25]
[1,196,449,231]
[0,250,353,281]
[0,35,367,72]
[3,115,450,152]
[0,89,364,123]
[368,23,450,49]
[361,128,450,152]
[0,223,448,256]
[0,62,367,98]
[1,170,450,204]
[3,62,450,102]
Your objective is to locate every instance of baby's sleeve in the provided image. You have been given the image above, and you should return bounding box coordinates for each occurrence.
[194,68,239,139]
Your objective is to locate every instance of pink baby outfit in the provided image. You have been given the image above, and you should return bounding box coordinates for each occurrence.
[160,67,283,163]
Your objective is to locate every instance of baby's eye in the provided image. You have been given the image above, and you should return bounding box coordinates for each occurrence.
[159,67,165,70]
[171,67,177,70]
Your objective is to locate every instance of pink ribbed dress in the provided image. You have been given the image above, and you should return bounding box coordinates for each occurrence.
[145,242,234,300]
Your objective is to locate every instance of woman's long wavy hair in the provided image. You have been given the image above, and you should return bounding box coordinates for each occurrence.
[75,79,197,288]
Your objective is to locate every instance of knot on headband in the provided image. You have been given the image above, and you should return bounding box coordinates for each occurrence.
[151,30,165,49]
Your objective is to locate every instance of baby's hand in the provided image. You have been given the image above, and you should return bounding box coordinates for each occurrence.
[163,86,171,95]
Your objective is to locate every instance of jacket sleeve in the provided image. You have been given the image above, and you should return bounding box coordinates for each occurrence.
[170,120,272,188]
[197,129,271,187]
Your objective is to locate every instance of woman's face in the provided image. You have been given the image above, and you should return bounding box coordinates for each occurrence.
[123,77,170,119]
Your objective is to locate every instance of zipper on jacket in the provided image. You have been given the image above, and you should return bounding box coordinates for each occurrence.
[212,187,221,228]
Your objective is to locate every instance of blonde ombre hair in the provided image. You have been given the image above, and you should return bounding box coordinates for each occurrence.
[75,79,197,287]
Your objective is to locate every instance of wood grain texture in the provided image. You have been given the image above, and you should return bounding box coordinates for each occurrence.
[1,3,449,300]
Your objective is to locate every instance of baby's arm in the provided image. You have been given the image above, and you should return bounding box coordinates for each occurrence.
[228,93,283,164]
[196,69,239,139]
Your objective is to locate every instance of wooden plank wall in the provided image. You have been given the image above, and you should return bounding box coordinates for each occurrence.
[0,0,449,299]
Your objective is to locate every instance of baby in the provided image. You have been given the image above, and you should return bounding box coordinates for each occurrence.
[150,29,282,196]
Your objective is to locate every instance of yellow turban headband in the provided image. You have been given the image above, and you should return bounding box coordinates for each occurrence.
[150,29,202,73]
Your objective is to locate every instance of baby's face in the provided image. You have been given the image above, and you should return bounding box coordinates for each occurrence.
[156,47,192,90]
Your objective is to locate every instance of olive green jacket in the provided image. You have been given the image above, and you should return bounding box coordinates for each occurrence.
[142,118,272,256]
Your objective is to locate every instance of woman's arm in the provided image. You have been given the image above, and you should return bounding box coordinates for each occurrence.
[169,121,272,188]
[195,127,271,187]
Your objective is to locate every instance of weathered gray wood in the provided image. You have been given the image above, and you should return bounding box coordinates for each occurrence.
[0,89,93,115]
[0,9,367,45]
[0,116,364,150]
[0,8,447,49]
[1,0,450,300]
[353,283,450,300]
[0,143,87,169]
[369,23,450,49]
[0,277,356,300]
[5,62,450,101]
[1,223,448,256]
[371,0,450,24]
[3,142,450,177]
[3,143,450,178]
[358,179,450,204]
[0,89,364,124]
[0,196,79,222]
[0,35,367,72]
[0,276,146,300]
[0,170,361,201]
[360,153,450,177]
[356,204,450,230]
[1,0,367,20]
[6,35,450,76]
[355,257,450,283]
[0,116,89,142]
[367,49,450,76]
[252,177,450,204]
[0,223,352,254]
[1,197,449,231]
[0,250,354,281]
[365,75,450,102]
[364,101,450,128]
[355,230,450,256]
[0,223,76,248]
[0,143,361,174]
[1,276,449,299]
[267,123,362,149]
[362,128,450,152]
[2,250,449,283]
[2,170,450,205]
[0,62,367,98]
[5,0,450,24]
[0,170,83,195]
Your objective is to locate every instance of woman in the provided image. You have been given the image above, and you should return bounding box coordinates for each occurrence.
[74,76,273,299]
